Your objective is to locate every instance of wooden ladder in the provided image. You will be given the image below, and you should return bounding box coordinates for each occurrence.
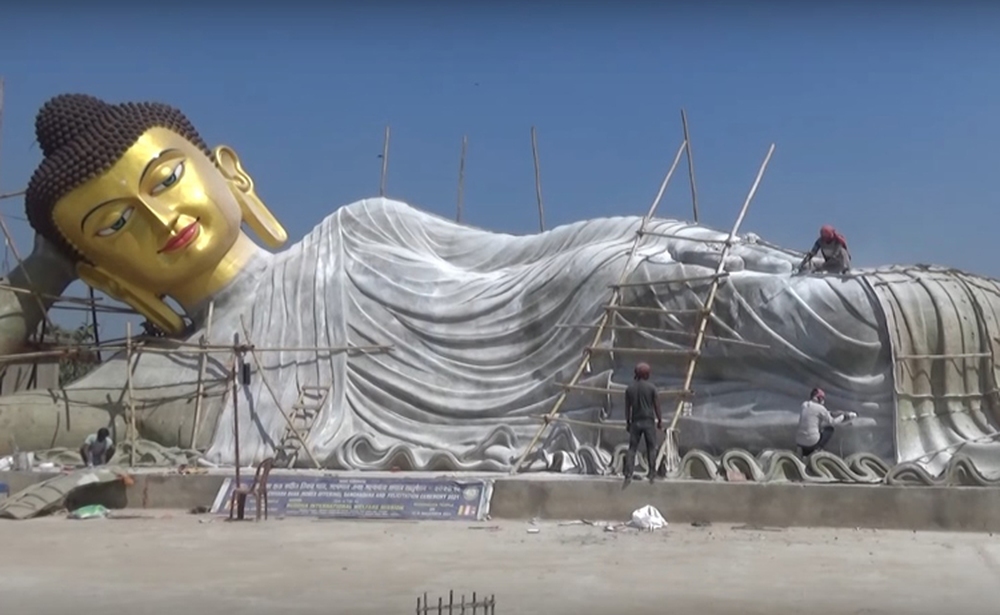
[276,384,331,468]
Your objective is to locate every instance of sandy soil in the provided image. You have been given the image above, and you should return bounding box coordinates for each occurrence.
[1,511,999,615]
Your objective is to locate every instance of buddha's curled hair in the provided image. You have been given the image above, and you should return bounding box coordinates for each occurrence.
[24,93,212,261]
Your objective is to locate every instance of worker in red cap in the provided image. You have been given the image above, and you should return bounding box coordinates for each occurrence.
[623,362,663,486]
[798,224,851,274]
[795,388,857,457]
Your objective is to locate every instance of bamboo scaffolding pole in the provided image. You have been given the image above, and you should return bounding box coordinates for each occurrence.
[51,303,138,316]
[154,342,392,354]
[895,353,991,360]
[532,414,626,430]
[586,345,695,356]
[0,347,99,364]
[0,340,394,363]
[557,383,623,395]
[456,135,467,223]
[654,143,776,475]
[125,322,137,467]
[379,125,390,197]
[610,272,729,288]
[189,300,214,450]
[240,317,323,469]
[680,109,700,223]
[231,335,241,485]
[0,77,4,193]
[555,323,770,349]
[0,190,24,201]
[558,382,691,397]
[88,287,102,363]
[605,305,705,316]
[0,282,107,306]
[530,126,546,232]
[510,138,688,474]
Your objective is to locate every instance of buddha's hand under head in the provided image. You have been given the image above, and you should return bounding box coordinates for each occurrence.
[23,94,288,336]
[0,235,77,356]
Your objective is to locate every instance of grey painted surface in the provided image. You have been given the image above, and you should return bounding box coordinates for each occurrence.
[490,478,1000,532]
[3,470,999,532]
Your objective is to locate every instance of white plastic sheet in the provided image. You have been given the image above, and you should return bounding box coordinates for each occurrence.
[629,505,667,531]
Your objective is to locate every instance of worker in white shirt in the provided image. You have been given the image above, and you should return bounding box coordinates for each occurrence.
[79,428,116,467]
[795,388,857,457]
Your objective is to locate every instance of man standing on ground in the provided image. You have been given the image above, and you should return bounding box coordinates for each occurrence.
[795,388,856,458]
[623,362,663,486]
[79,428,116,467]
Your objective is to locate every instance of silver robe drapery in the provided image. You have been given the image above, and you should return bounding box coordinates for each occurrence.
[4,197,999,475]
[198,197,896,471]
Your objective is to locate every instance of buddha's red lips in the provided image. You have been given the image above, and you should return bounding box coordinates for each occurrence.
[160,221,200,253]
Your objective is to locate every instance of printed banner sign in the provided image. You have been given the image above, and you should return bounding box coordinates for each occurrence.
[211,475,493,521]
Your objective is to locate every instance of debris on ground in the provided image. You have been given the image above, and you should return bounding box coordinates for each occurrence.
[628,505,667,531]
[0,467,132,520]
[68,504,110,520]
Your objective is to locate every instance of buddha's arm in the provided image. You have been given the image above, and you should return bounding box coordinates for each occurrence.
[0,235,77,355]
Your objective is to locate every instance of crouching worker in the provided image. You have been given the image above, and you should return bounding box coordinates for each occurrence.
[623,362,663,486]
[795,388,857,458]
[799,224,851,274]
[80,428,116,467]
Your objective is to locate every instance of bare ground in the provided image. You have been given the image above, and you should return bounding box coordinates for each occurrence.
[1,511,999,615]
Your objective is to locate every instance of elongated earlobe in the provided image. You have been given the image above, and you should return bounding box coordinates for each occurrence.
[214,145,288,249]
[77,263,186,335]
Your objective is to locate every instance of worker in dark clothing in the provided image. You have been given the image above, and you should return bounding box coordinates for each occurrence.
[799,224,851,274]
[623,362,663,486]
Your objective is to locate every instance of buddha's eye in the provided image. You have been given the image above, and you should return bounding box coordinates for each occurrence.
[96,207,134,237]
[151,161,185,195]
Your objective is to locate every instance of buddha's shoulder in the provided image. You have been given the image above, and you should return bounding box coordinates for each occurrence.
[321,197,435,224]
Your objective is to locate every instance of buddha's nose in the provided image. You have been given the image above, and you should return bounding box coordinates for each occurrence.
[138,197,175,230]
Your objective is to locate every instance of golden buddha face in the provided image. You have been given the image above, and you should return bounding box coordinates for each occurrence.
[51,126,246,294]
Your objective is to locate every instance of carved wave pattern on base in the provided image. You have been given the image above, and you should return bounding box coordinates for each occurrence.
[608,447,1000,487]
[328,425,1000,487]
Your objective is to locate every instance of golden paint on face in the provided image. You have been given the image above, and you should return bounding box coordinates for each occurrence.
[51,127,256,308]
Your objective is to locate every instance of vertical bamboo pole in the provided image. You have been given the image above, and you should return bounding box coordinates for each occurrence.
[189,300,214,449]
[125,322,137,467]
[680,109,700,223]
[232,333,241,485]
[379,125,390,197]
[456,135,467,223]
[654,143,776,474]
[0,76,5,194]
[530,126,546,232]
[89,288,102,363]
[510,139,689,474]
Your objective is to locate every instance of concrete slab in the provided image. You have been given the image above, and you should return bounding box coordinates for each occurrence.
[2,469,999,532]
[1,514,999,615]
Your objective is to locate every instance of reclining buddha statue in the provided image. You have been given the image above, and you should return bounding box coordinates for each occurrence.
[0,93,998,477]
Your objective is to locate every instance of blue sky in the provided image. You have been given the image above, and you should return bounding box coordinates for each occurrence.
[1,3,999,333]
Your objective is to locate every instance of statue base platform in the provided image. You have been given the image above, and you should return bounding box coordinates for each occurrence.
[1,468,998,532]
